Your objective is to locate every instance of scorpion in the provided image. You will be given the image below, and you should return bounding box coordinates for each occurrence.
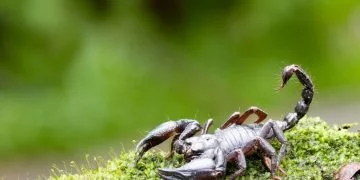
[134,64,314,180]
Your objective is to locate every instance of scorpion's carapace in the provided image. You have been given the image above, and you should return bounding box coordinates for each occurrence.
[134,64,314,180]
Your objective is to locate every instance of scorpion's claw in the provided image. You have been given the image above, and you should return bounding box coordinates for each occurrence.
[135,119,201,165]
[158,169,219,180]
[158,168,189,180]
[135,121,179,165]
[158,158,222,180]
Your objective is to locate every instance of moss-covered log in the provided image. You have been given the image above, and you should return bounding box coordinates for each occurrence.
[49,117,360,179]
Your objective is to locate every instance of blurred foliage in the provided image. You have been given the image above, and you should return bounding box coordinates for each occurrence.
[0,0,360,159]
[49,117,360,179]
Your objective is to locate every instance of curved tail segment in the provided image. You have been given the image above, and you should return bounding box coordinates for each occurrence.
[279,64,314,131]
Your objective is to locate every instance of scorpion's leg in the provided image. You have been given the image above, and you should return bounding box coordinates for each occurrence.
[135,119,201,165]
[227,149,247,180]
[260,120,288,173]
[220,106,267,129]
[263,156,286,176]
[220,111,240,129]
[201,119,214,135]
[242,136,280,179]
[166,134,180,159]
[240,106,268,124]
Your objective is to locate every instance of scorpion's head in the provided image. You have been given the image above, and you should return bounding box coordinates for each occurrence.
[183,134,220,161]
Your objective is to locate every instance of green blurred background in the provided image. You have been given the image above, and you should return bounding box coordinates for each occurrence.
[1,0,360,178]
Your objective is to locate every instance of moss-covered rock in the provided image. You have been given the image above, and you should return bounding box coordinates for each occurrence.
[49,117,360,179]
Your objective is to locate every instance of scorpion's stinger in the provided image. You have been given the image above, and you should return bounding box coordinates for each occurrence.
[280,64,314,131]
[279,64,313,89]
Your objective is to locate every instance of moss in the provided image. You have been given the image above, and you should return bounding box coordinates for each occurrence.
[49,117,360,179]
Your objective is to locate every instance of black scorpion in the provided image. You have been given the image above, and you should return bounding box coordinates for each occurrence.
[134,64,314,180]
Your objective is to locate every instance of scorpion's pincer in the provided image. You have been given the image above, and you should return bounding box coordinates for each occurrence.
[158,158,218,180]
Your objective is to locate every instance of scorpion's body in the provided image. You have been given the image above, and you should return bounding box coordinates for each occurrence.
[215,121,291,155]
[216,124,263,155]
[134,64,314,180]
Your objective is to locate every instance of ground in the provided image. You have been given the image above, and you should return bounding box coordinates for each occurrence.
[48,117,360,179]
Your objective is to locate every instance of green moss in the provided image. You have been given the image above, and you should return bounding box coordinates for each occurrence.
[49,117,360,179]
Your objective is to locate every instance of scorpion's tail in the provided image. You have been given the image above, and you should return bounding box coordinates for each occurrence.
[279,64,314,131]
